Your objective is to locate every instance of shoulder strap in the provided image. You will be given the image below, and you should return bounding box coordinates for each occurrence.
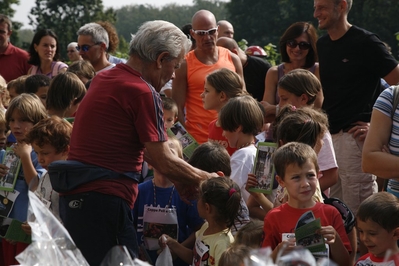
[391,85,399,119]
[51,61,65,77]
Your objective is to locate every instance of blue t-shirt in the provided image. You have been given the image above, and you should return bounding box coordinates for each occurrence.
[10,150,46,222]
[133,179,204,266]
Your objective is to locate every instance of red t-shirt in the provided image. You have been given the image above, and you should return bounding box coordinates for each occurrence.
[356,252,399,265]
[262,202,351,252]
[208,119,237,155]
[67,64,167,207]
[0,43,31,82]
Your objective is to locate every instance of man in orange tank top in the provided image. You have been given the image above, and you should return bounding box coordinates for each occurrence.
[172,10,244,144]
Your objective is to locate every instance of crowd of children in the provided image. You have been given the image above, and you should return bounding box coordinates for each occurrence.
[0,33,396,266]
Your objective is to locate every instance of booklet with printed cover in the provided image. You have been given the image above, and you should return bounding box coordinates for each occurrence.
[0,147,21,192]
[295,210,328,257]
[167,122,199,160]
[250,142,277,194]
[0,215,31,243]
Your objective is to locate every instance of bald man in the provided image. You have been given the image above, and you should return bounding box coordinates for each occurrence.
[217,37,271,101]
[217,20,234,39]
[172,10,243,143]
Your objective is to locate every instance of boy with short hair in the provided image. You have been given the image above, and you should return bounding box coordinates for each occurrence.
[26,116,72,217]
[24,74,51,107]
[355,192,399,265]
[262,142,351,265]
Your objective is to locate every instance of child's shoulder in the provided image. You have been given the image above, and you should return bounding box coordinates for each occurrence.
[355,252,384,265]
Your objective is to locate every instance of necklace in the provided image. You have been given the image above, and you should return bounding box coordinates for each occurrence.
[152,179,175,207]
[238,141,255,149]
[3,191,9,205]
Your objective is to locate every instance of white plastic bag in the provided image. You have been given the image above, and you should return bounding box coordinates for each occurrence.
[155,236,173,266]
[16,191,89,266]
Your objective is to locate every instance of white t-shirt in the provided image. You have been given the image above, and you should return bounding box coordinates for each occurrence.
[230,144,257,202]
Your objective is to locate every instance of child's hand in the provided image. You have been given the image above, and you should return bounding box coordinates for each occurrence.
[21,221,31,235]
[0,164,9,177]
[317,226,336,245]
[246,174,258,189]
[12,142,32,159]
[272,240,296,262]
[158,234,176,250]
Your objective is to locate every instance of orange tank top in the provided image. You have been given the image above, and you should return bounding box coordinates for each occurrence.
[185,47,235,143]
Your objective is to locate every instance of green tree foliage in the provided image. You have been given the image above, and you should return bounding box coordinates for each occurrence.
[227,0,399,61]
[115,0,228,44]
[0,0,22,44]
[29,0,116,59]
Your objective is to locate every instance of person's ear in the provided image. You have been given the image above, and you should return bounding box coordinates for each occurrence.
[236,125,243,133]
[393,227,399,239]
[278,139,285,147]
[156,51,170,69]
[300,93,309,105]
[216,171,224,177]
[61,145,70,159]
[276,175,285,187]
[205,202,211,213]
[219,91,227,102]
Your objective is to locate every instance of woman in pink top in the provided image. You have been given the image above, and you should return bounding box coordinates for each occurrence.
[27,29,68,78]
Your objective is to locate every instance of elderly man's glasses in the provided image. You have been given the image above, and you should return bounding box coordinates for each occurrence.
[286,40,311,50]
[76,42,101,52]
[192,27,218,36]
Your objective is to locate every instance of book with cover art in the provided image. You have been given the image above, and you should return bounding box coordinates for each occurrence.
[250,142,277,194]
[0,215,31,244]
[295,211,328,257]
[0,147,21,191]
[167,122,199,161]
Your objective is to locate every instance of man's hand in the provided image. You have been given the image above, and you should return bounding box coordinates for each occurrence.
[347,121,370,141]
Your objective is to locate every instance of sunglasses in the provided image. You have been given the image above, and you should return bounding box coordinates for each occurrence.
[192,27,218,36]
[76,42,101,52]
[286,40,311,50]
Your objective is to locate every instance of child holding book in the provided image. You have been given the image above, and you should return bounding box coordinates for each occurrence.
[133,136,204,266]
[218,95,264,203]
[261,142,350,265]
[355,192,399,265]
[161,176,241,266]
[201,68,246,155]
[0,93,47,265]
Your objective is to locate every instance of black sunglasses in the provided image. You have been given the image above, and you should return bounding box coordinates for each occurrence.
[286,40,311,50]
[76,42,101,52]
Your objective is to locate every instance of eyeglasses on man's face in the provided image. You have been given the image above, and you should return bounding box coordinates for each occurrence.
[192,27,218,36]
[286,40,311,50]
[76,42,102,52]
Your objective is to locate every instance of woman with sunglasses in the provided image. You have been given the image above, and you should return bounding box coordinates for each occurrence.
[261,22,323,122]
[27,29,68,78]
